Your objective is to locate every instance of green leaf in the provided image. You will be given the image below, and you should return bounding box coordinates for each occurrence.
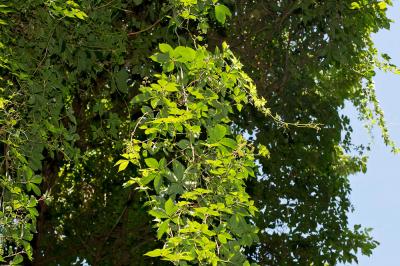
[28,206,39,217]
[114,69,129,93]
[157,219,170,239]
[30,184,41,196]
[208,124,227,143]
[11,254,23,265]
[377,1,387,10]
[149,209,169,219]
[145,127,159,135]
[350,2,361,9]
[165,252,195,261]
[163,82,178,92]
[159,43,173,53]
[31,175,43,184]
[151,98,159,109]
[140,173,156,185]
[144,248,170,257]
[218,234,227,244]
[159,157,167,169]
[220,138,237,149]
[123,179,137,188]
[11,187,21,194]
[165,198,178,216]
[0,97,5,109]
[117,160,129,172]
[23,166,33,179]
[177,139,190,149]
[167,183,184,195]
[172,160,185,180]
[163,61,175,72]
[73,10,88,20]
[215,4,232,24]
[257,144,270,158]
[154,175,162,193]
[150,52,169,63]
[173,46,196,62]
[145,158,159,168]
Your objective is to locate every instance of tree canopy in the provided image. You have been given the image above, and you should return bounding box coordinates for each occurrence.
[0,0,397,265]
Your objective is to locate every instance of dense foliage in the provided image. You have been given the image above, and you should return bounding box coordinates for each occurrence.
[0,0,397,265]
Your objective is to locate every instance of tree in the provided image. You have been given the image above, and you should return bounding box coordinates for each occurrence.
[0,0,396,265]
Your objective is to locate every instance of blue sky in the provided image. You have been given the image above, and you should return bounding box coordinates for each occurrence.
[344,2,400,265]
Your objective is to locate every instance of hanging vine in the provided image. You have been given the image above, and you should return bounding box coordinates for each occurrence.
[117,1,280,265]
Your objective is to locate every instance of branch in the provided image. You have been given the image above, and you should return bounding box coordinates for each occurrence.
[127,18,163,37]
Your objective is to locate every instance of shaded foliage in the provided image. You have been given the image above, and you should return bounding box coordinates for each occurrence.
[0,0,396,265]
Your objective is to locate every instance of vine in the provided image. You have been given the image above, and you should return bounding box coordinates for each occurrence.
[0,1,87,264]
[117,1,274,265]
[0,0,397,264]
[118,43,267,265]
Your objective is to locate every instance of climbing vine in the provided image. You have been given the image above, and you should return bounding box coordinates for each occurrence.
[0,1,86,264]
[116,1,272,264]
[118,43,267,265]
[0,0,397,265]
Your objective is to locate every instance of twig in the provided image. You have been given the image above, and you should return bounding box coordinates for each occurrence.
[128,18,163,37]
[33,22,60,75]
[127,5,174,37]
[130,112,148,141]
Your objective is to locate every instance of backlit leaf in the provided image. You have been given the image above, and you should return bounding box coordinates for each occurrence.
[215,4,232,24]
[145,158,159,168]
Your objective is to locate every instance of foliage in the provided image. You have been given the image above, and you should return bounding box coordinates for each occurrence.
[0,0,397,265]
[220,1,393,264]
[119,42,266,265]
